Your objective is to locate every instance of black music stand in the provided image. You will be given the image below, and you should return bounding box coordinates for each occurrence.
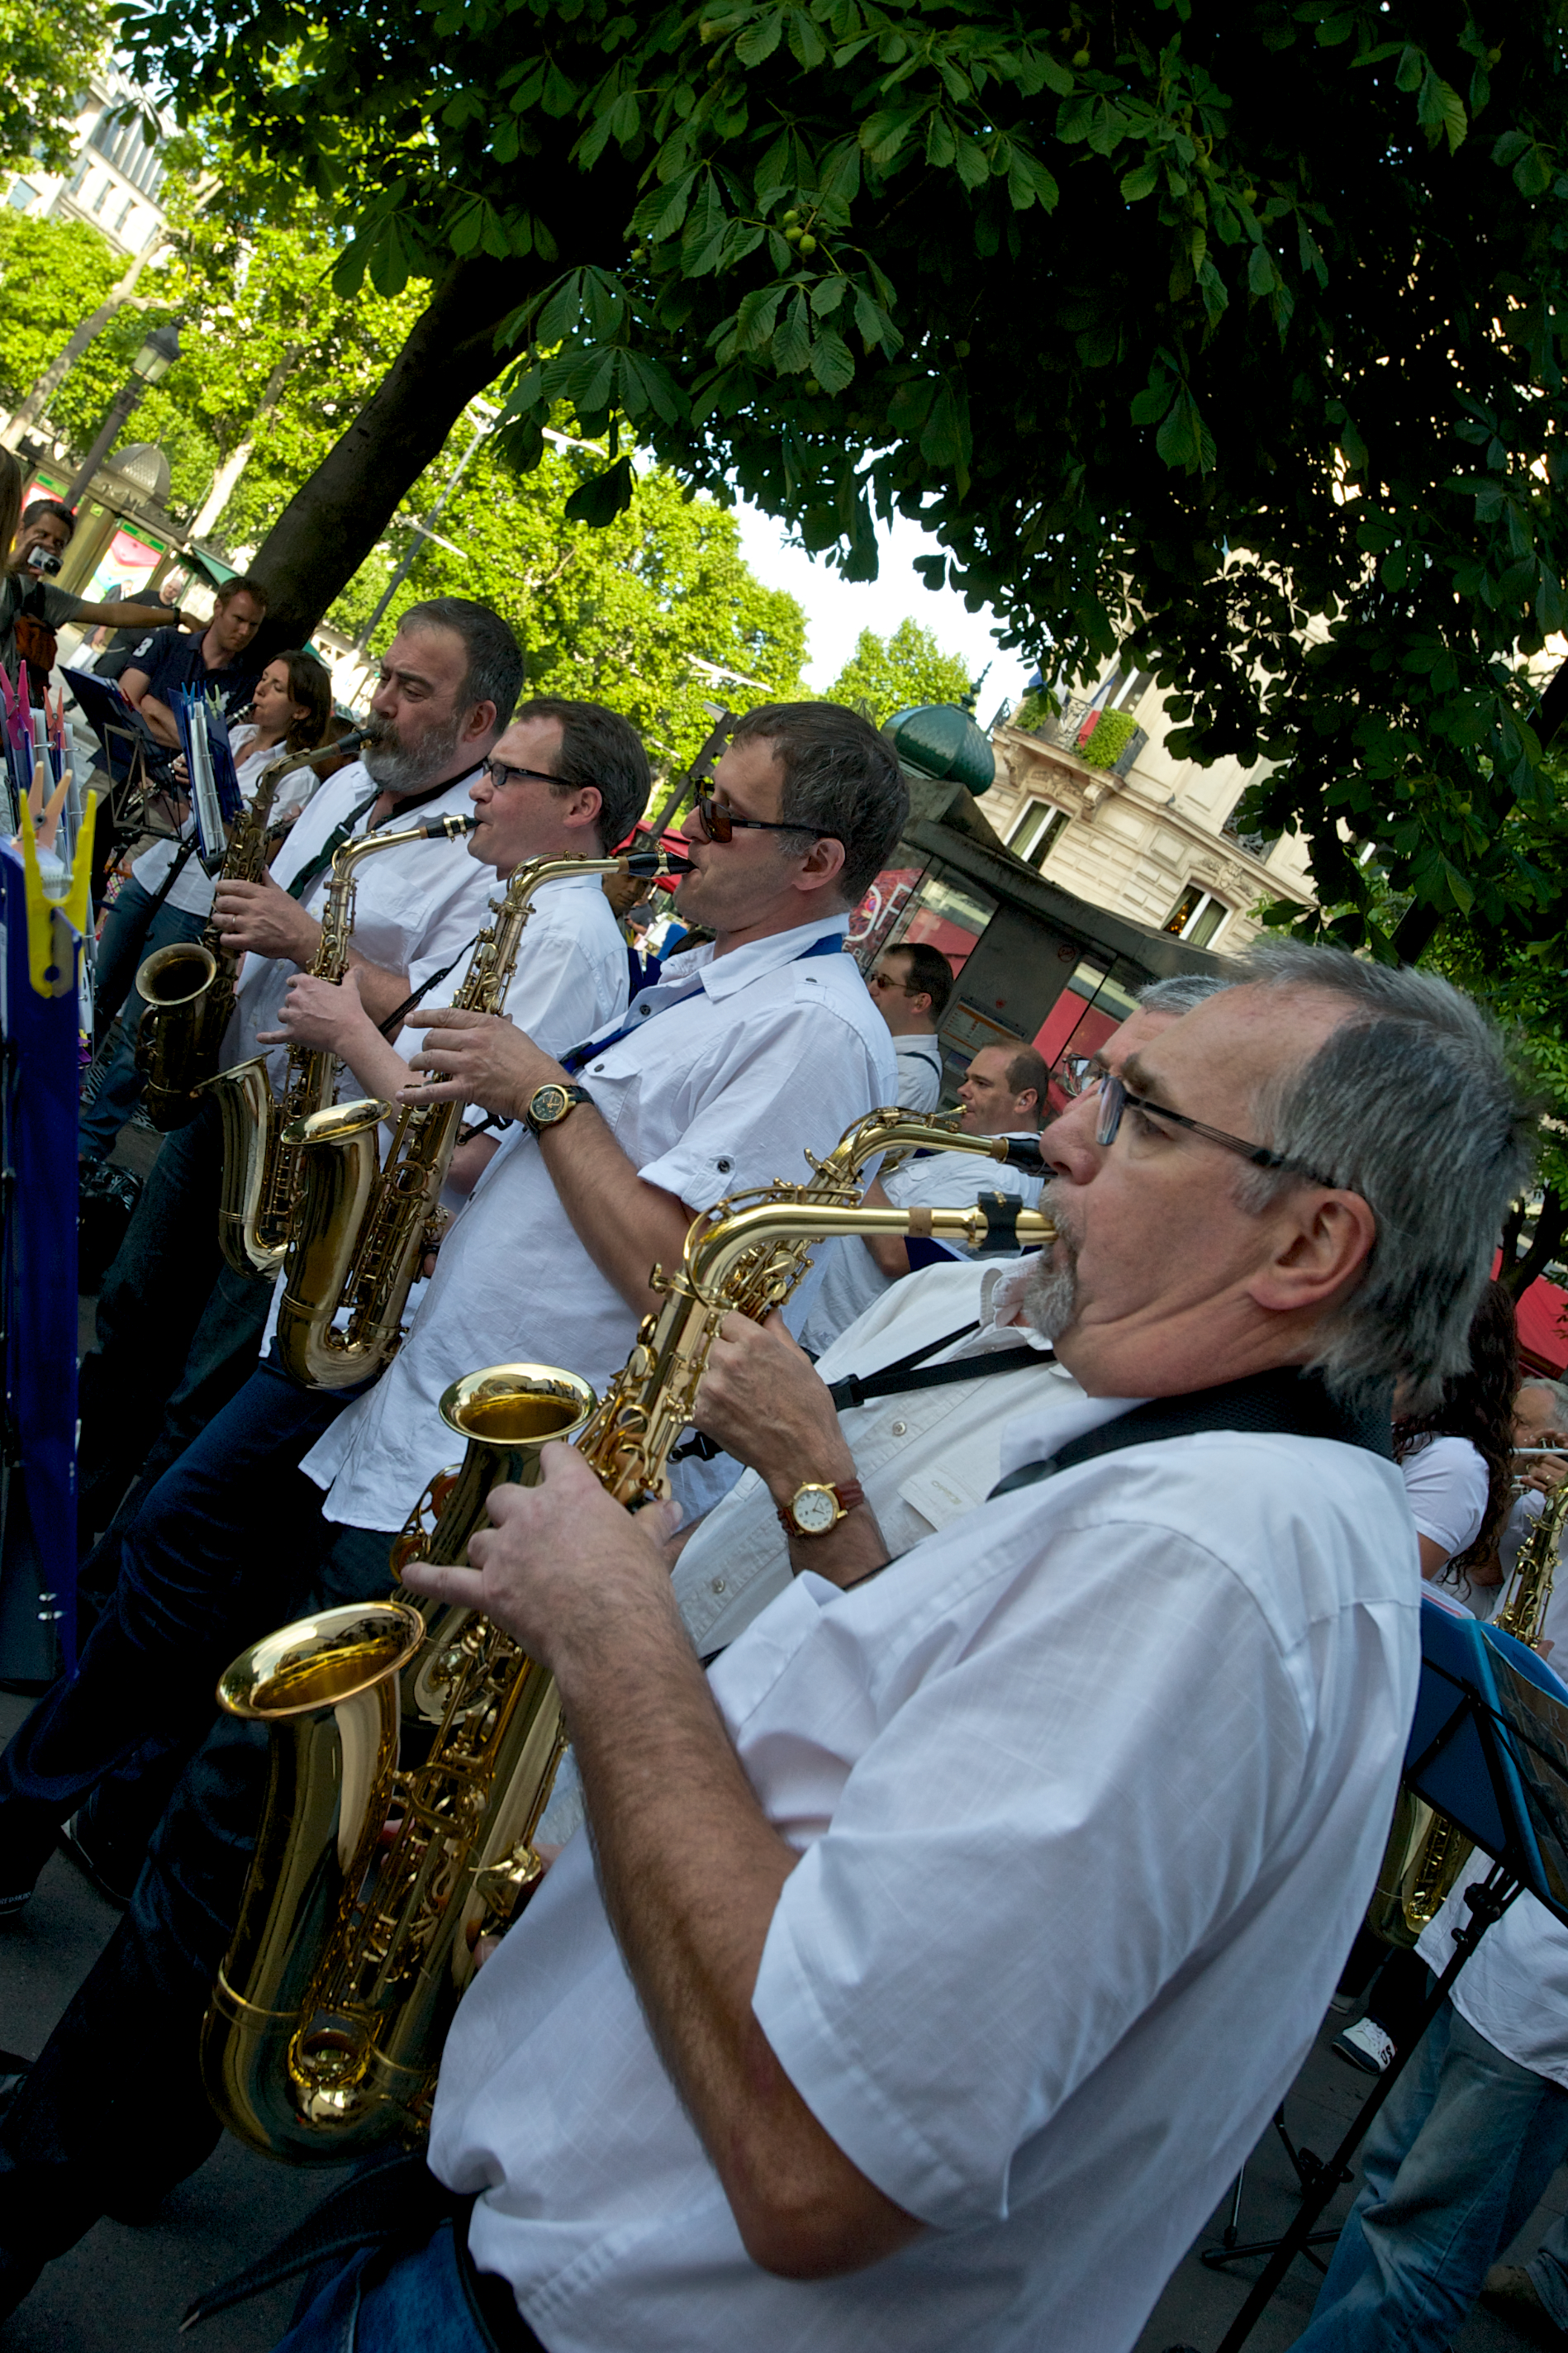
[1203,1600,1568,2353]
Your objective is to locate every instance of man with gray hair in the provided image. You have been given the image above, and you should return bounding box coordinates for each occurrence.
[257,943,1535,2353]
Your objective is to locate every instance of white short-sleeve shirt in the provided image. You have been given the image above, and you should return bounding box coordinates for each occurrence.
[130,724,322,920]
[302,915,897,1531]
[1419,1847,1568,2085]
[893,1032,944,1112]
[226,762,497,1086]
[430,1396,1420,2353]
[800,1132,1045,1357]
[1400,1434,1490,1562]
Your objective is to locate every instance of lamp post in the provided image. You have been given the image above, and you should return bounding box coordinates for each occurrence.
[64,321,181,506]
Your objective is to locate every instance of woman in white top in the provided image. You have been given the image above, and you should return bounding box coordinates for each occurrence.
[80,649,335,1164]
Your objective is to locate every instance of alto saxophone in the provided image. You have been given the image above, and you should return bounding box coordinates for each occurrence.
[274,849,695,1391]
[202,1151,1052,2162]
[1369,1474,1568,1946]
[133,732,364,1132]
[205,809,477,1279]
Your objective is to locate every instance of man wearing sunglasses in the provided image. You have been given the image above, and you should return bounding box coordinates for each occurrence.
[303,943,1528,2353]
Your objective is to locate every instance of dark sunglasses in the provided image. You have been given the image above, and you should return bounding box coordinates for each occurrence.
[481,757,568,791]
[1094,1070,1338,1188]
[691,791,843,847]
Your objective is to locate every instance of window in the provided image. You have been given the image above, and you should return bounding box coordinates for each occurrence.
[7,179,37,211]
[115,196,135,235]
[90,174,111,213]
[1006,797,1069,871]
[1162,884,1230,949]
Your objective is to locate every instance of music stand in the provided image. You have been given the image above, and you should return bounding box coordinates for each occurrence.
[1206,1596,1568,2353]
[59,668,186,853]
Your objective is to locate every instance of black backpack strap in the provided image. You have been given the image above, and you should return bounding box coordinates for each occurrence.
[989,1367,1392,1500]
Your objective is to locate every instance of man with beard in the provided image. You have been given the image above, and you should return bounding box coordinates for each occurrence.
[265,944,1530,2353]
[74,598,518,1562]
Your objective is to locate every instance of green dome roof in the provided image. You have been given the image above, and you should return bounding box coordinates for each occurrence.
[882,702,995,795]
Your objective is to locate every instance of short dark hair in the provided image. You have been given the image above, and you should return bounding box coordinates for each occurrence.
[24,498,75,541]
[730,701,909,905]
[399,597,523,732]
[269,649,333,753]
[216,573,269,613]
[509,696,650,854]
[890,940,954,1020]
[1003,1045,1048,1118]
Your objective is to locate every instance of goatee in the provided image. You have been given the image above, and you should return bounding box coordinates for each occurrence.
[362,709,465,794]
[1019,1183,1079,1341]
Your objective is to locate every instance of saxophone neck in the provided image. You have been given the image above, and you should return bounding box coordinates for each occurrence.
[683,1195,1057,1303]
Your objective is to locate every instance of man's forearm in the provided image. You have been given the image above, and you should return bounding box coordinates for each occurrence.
[344,953,414,1029]
[537,1107,695,1313]
[139,692,181,749]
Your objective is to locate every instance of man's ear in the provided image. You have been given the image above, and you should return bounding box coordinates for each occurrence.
[1250,1189,1377,1317]
[562,784,603,834]
[460,700,499,745]
[792,834,848,897]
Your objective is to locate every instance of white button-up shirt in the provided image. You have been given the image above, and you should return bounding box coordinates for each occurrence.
[431,1394,1419,2353]
[226,762,497,1087]
[801,1131,1045,1357]
[302,915,897,1532]
[1420,1848,1568,2085]
[893,1032,944,1112]
[675,1257,1073,1654]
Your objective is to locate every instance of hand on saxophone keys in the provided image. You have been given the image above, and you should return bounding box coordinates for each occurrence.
[258,967,374,1059]
[397,1444,682,1684]
[399,1004,555,1118]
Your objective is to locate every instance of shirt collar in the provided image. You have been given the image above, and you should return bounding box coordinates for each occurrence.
[660,912,849,1004]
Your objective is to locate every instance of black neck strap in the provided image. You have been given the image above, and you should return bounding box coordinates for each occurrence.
[827,1320,1052,1411]
[988,1366,1392,1500]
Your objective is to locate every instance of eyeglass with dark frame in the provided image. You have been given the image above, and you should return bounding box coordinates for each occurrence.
[691,791,843,847]
[480,756,569,791]
[868,965,914,994]
[1094,1070,1339,1188]
[1055,1053,1097,1097]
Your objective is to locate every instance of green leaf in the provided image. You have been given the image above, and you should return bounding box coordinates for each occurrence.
[772,287,812,371]
[808,326,854,392]
[953,133,990,191]
[535,270,584,348]
[542,61,577,116]
[1007,145,1060,212]
[1247,242,1276,296]
[1156,384,1216,473]
[919,376,971,472]
[563,455,635,526]
[853,284,900,352]
[861,106,925,168]
[735,7,783,62]
[632,169,698,243]
[817,137,862,215]
[924,111,956,169]
[1417,70,1466,154]
[1120,158,1160,202]
[810,274,848,313]
[618,347,682,423]
[786,7,826,67]
[682,174,731,275]
[1395,43,1424,93]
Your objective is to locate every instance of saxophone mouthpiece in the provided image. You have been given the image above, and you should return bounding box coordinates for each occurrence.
[420,814,480,840]
[316,727,368,764]
[622,849,696,883]
[999,1138,1046,1173]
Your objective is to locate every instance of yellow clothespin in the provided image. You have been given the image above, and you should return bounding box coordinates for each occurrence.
[16,780,99,998]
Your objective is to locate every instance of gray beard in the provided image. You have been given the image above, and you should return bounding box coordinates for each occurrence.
[1019,1253,1078,1343]
[362,710,465,795]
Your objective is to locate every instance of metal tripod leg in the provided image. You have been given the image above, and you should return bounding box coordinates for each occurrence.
[1202,2107,1345,2271]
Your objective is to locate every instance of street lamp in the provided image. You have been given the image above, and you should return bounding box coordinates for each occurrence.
[65,319,182,504]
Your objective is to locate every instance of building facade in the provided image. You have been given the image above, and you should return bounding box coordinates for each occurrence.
[6,63,173,262]
[988,662,1317,957]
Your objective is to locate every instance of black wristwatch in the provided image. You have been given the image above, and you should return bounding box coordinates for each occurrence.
[525,1081,592,1138]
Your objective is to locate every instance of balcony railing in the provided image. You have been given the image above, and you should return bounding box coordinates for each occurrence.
[1022,696,1147,779]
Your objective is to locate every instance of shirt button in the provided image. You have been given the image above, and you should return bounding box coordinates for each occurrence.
[592,1063,605,1074]
[711,1577,726,1594]
[890,1419,908,1436]
[637,1003,651,1015]
[715,1157,733,1173]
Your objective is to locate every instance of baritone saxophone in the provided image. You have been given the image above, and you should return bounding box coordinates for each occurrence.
[201,1147,1052,2162]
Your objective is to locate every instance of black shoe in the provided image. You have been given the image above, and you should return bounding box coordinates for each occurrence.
[56,1810,135,1908]
[0,1817,56,1918]
[1481,2265,1568,2346]
[0,2051,31,2126]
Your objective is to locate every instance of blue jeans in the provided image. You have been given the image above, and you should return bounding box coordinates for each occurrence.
[0,1354,351,1877]
[1527,2204,1568,2325]
[80,873,207,1159]
[1293,1995,1568,2351]
[273,2218,541,2352]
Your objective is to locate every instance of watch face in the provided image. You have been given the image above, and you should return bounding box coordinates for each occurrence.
[791,1485,840,1536]
[532,1085,568,1124]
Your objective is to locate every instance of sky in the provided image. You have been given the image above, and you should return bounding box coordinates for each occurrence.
[729,498,1037,721]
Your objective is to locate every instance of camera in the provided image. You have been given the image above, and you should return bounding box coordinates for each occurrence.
[26,549,62,578]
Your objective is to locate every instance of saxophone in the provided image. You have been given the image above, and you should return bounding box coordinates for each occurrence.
[133,732,364,1132]
[205,809,477,1279]
[201,1155,1052,2162]
[1370,1475,1568,1946]
[274,849,696,1391]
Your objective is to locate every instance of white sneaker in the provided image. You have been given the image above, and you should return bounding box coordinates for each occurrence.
[1333,2016,1396,2075]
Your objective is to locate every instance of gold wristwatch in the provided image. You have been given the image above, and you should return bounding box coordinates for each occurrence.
[525,1081,592,1138]
[777,1478,867,1538]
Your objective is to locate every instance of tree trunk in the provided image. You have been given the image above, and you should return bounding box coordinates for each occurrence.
[188,347,297,541]
[247,254,538,649]
[1499,1184,1566,1300]
[4,242,164,444]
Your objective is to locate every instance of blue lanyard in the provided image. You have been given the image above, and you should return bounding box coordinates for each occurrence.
[559,929,844,1075]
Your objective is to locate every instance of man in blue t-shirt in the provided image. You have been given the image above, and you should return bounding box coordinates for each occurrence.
[119,573,268,745]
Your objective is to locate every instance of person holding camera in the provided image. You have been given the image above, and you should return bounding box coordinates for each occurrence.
[0,467,189,696]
